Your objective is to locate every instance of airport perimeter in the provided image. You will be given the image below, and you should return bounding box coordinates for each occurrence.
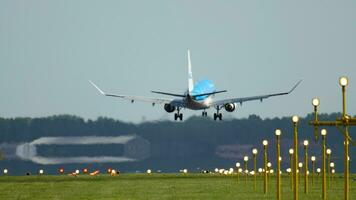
[0,173,355,200]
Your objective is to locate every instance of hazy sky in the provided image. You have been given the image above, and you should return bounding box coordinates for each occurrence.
[1,0,355,122]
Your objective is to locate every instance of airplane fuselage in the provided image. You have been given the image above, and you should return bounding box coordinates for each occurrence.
[179,79,216,110]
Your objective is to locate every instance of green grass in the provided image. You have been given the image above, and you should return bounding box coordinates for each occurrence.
[0,173,355,200]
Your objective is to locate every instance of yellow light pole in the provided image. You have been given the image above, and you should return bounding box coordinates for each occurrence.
[286,168,292,188]
[292,115,299,200]
[244,156,249,185]
[236,162,241,183]
[311,156,316,186]
[275,129,282,200]
[317,167,321,181]
[263,140,268,194]
[267,162,272,181]
[330,162,335,189]
[326,148,332,189]
[252,148,258,190]
[331,168,335,188]
[340,77,350,200]
[303,140,309,194]
[289,148,294,190]
[238,168,243,177]
[298,162,303,181]
[321,129,327,200]
[310,76,354,200]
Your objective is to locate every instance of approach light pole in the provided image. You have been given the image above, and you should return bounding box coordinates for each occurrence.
[252,148,258,190]
[321,129,327,200]
[330,162,335,189]
[298,162,303,181]
[317,168,321,179]
[263,140,268,194]
[310,76,356,200]
[236,162,241,183]
[311,156,316,186]
[303,140,309,194]
[267,162,272,181]
[244,156,249,185]
[326,148,332,189]
[289,148,294,190]
[292,115,299,200]
[275,129,282,200]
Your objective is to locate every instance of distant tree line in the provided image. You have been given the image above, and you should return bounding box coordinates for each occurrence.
[0,113,355,174]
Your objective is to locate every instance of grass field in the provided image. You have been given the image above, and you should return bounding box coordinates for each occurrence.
[0,173,355,200]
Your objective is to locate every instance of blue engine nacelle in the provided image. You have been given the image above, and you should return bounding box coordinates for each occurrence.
[164,104,176,113]
[224,103,236,112]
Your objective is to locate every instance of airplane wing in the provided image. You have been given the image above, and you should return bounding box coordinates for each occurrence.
[210,80,302,108]
[89,81,181,106]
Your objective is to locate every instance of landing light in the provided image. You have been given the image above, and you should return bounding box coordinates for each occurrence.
[292,115,299,123]
[311,156,316,161]
[263,140,268,146]
[236,162,241,168]
[252,148,258,155]
[339,76,348,87]
[244,156,249,161]
[312,98,320,107]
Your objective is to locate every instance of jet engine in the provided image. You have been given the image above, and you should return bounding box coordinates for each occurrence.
[164,104,176,113]
[224,103,236,112]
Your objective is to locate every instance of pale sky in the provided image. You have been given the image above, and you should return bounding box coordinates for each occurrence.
[0,0,355,122]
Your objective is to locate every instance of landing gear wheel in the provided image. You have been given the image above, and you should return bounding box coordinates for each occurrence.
[214,106,223,121]
[174,108,183,121]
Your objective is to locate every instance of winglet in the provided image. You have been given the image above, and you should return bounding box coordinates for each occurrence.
[288,80,302,94]
[89,80,106,95]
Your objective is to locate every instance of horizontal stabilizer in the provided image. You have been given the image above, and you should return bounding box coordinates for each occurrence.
[151,91,186,98]
[192,90,227,98]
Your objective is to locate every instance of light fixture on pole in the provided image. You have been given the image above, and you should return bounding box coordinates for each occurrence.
[289,148,294,190]
[292,115,299,200]
[244,156,249,185]
[330,162,335,189]
[263,140,268,194]
[298,162,303,181]
[236,162,241,183]
[275,129,282,200]
[317,168,321,175]
[303,140,309,194]
[326,148,332,188]
[311,156,316,186]
[252,148,258,190]
[312,98,320,141]
[287,167,292,185]
[321,129,327,200]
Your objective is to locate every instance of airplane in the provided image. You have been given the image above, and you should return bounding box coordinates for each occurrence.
[90,50,301,121]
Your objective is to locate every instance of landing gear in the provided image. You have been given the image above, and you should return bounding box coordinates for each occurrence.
[213,113,222,121]
[174,108,183,121]
[214,106,222,121]
[174,113,183,121]
[202,110,208,117]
